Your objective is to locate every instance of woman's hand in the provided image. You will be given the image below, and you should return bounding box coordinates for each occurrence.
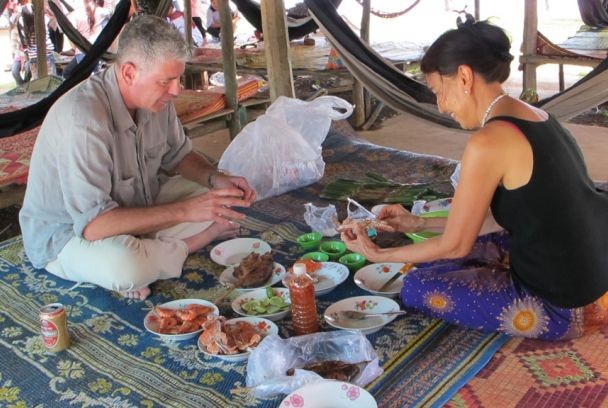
[339,222,385,262]
[211,173,257,203]
[377,204,425,233]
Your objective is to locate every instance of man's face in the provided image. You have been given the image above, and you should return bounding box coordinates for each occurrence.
[130,59,185,112]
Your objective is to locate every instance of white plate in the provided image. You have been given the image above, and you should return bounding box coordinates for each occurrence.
[219,262,286,291]
[281,262,349,296]
[279,380,377,408]
[197,316,278,362]
[419,197,452,214]
[323,296,401,335]
[232,288,291,321]
[354,263,410,298]
[210,238,272,266]
[144,299,219,341]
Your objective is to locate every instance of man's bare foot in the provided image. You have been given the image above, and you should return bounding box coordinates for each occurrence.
[183,222,240,253]
[119,286,151,301]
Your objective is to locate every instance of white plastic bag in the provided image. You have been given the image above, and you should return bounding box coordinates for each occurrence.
[245,331,383,398]
[218,96,353,200]
[303,202,340,237]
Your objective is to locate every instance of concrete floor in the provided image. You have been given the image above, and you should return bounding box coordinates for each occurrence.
[193,110,608,182]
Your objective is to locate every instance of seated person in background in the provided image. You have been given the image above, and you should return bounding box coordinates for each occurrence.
[167,5,205,46]
[206,0,239,40]
[20,15,256,301]
[13,0,57,79]
[62,0,112,79]
[340,20,608,340]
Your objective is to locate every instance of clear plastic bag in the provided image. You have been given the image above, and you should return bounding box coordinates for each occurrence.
[345,198,379,237]
[303,203,339,237]
[218,96,353,200]
[246,330,383,398]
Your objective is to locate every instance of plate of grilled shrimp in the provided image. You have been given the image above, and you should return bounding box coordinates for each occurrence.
[198,316,278,362]
[144,299,219,341]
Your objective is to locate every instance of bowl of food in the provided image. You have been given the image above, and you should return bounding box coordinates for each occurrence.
[144,299,219,341]
[338,253,366,272]
[297,232,323,251]
[282,261,349,296]
[405,198,451,243]
[198,316,278,362]
[354,263,409,298]
[219,251,286,291]
[232,287,291,321]
[300,251,330,262]
[319,240,347,261]
[210,238,271,266]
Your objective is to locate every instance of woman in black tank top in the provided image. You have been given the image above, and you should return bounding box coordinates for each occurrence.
[339,19,608,340]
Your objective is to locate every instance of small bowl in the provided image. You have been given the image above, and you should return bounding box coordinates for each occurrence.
[338,253,366,272]
[300,251,330,262]
[319,240,347,261]
[297,232,323,250]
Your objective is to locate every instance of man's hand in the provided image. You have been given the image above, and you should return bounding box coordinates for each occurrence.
[181,187,251,226]
[211,173,256,203]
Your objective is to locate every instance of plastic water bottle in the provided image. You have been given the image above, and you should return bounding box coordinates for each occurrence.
[286,262,319,335]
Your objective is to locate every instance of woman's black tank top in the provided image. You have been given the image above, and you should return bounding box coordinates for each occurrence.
[489,115,608,308]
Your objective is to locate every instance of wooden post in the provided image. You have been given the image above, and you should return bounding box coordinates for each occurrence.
[260,0,294,100]
[184,0,193,49]
[218,0,241,138]
[33,0,47,78]
[474,0,480,20]
[522,0,538,93]
[353,0,370,128]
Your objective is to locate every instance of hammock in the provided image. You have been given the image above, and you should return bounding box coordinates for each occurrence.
[353,0,421,19]
[578,0,608,28]
[231,0,341,40]
[304,0,456,128]
[304,0,608,126]
[0,0,130,137]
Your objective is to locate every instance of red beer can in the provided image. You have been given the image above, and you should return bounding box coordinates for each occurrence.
[39,303,70,351]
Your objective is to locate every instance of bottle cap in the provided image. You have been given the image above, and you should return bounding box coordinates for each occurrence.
[293,263,307,275]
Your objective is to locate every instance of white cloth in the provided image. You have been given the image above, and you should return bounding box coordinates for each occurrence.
[45,176,212,292]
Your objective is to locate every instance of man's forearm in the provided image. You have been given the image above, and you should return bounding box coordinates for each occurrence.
[174,151,216,188]
[82,202,186,241]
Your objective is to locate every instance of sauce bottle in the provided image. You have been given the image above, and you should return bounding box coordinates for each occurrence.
[286,262,319,335]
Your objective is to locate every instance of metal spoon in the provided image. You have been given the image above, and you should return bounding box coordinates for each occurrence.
[325,310,406,322]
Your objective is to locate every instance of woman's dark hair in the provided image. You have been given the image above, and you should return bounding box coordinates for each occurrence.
[420,20,514,83]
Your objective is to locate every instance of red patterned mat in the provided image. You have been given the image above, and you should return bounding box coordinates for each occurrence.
[446,326,608,407]
[0,107,39,187]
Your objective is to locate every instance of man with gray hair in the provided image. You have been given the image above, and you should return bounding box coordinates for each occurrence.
[20,15,256,301]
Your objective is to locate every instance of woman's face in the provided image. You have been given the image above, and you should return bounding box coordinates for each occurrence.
[425,71,476,130]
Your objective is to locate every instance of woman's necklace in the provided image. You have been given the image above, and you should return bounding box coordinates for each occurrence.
[481,93,507,127]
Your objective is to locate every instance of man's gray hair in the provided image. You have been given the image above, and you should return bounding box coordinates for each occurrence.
[116,15,191,67]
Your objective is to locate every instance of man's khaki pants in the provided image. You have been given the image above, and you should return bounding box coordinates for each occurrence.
[46,176,212,292]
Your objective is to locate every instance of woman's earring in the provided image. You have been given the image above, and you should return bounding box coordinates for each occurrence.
[464,90,469,94]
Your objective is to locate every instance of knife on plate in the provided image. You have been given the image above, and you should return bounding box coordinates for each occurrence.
[378,263,415,292]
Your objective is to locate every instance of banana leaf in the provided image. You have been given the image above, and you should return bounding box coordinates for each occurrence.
[320,173,450,206]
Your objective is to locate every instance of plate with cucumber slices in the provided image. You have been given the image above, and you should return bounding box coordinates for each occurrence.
[231,287,291,321]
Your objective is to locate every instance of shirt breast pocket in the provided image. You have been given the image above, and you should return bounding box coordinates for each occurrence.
[145,143,166,164]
